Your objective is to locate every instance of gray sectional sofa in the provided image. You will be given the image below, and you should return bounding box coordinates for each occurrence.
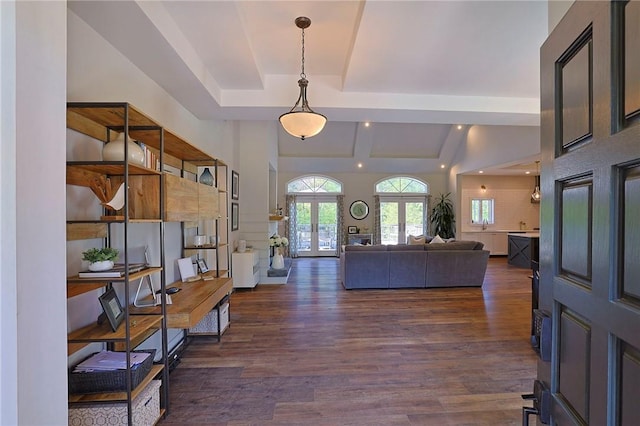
[340,241,490,289]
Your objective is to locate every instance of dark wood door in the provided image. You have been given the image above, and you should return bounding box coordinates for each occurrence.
[539,1,640,424]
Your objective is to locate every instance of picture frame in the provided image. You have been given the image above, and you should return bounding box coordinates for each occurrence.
[231,170,239,200]
[196,258,209,273]
[98,288,125,332]
[349,200,369,220]
[348,226,358,234]
[231,202,239,231]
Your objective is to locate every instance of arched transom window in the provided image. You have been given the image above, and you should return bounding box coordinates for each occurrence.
[375,176,429,194]
[287,176,343,194]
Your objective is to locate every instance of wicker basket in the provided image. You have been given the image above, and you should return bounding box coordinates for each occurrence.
[69,349,155,394]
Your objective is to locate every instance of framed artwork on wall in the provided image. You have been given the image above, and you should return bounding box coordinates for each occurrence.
[231,202,239,231]
[231,170,239,200]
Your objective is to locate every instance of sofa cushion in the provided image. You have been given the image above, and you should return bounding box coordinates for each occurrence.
[387,244,424,251]
[424,240,483,251]
[430,235,445,244]
[344,244,387,252]
[407,235,426,245]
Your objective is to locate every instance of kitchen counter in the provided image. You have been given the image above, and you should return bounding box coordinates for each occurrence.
[507,232,540,238]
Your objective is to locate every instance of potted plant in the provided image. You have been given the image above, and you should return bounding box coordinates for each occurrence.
[82,247,119,271]
[430,192,456,239]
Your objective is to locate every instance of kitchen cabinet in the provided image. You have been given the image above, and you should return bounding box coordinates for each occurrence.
[508,233,540,268]
[460,232,508,255]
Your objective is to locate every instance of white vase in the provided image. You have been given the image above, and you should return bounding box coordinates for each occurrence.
[102,133,145,165]
[271,249,285,269]
[88,260,114,271]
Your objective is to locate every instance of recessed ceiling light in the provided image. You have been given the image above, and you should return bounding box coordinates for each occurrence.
[357,163,363,168]
[457,125,462,130]
[479,170,484,174]
[440,164,446,169]
[526,171,531,175]
[364,122,370,127]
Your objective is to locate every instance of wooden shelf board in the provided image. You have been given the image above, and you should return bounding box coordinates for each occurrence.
[68,315,163,344]
[67,342,90,356]
[68,364,164,403]
[269,215,288,221]
[67,283,104,299]
[183,244,222,250]
[67,266,163,284]
[67,162,161,180]
[113,327,160,352]
[67,103,221,169]
[130,274,232,329]
[67,103,159,135]
[67,222,108,241]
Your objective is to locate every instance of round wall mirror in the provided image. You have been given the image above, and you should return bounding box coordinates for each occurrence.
[349,200,369,220]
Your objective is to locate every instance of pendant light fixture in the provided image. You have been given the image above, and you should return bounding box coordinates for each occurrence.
[279,16,327,141]
[531,161,541,203]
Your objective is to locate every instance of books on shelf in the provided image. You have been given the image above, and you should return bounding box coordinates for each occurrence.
[136,141,161,171]
[78,263,148,278]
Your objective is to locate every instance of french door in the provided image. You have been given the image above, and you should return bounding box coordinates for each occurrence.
[539,2,640,424]
[295,198,338,256]
[379,197,426,244]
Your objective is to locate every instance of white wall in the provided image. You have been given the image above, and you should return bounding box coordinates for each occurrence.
[6,2,68,425]
[459,175,540,232]
[0,1,18,423]
[277,171,449,240]
[448,124,541,231]
[234,121,278,279]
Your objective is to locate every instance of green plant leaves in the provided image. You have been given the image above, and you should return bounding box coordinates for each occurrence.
[430,192,456,239]
[82,247,119,263]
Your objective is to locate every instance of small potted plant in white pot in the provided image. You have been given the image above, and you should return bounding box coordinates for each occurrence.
[82,247,119,271]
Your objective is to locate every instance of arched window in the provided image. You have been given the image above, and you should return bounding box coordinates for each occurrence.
[375,176,429,194]
[374,176,430,245]
[287,175,343,194]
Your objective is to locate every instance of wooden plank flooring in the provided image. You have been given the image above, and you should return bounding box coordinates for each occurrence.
[159,256,537,425]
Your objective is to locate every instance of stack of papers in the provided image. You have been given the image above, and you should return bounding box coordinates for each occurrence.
[73,350,150,373]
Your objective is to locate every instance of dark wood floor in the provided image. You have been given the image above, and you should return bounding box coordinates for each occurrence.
[159,256,537,425]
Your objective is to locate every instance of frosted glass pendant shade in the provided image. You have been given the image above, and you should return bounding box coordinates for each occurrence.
[279,111,327,140]
[102,133,145,165]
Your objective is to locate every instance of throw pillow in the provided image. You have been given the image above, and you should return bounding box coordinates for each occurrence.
[408,235,426,245]
[430,234,445,244]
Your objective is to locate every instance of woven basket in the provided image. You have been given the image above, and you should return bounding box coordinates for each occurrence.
[68,349,155,394]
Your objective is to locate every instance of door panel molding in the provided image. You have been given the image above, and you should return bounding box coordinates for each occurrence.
[558,26,593,152]
[559,176,593,286]
[619,341,640,425]
[557,309,591,424]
